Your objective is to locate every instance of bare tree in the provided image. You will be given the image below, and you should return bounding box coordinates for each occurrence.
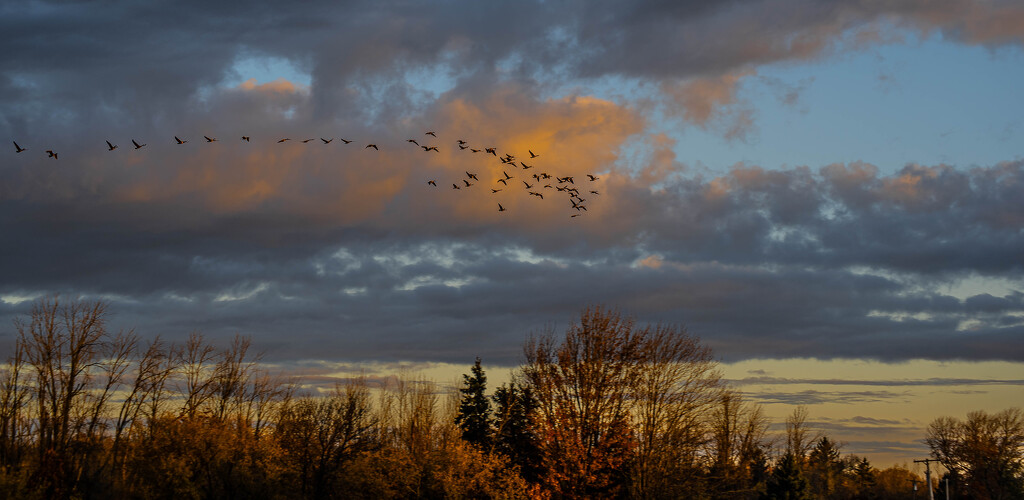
[706,391,772,499]
[0,340,29,468]
[784,406,820,463]
[14,296,113,495]
[630,323,723,499]
[177,331,217,419]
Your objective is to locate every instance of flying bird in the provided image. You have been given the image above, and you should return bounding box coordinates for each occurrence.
[520,162,533,170]
[242,136,250,142]
[204,136,217,142]
[13,141,26,153]
[571,213,581,218]
[529,191,544,199]
[425,131,436,137]
[466,172,478,181]
[498,203,506,212]
[463,179,473,187]
[407,139,420,146]
[491,188,502,193]
[452,183,461,190]
[422,146,439,152]
[175,136,188,144]
[523,181,533,189]
[591,190,600,195]
[529,150,539,158]
[46,150,57,159]
[365,144,378,150]
[302,139,314,143]
[587,174,599,181]
[427,180,437,186]
[486,147,496,156]
[340,138,353,144]
[132,139,146,149]
[457,139,467,145]
[458,144,468,150]
[278,138,291,143]
[470,148,481,153]
[321,138,333,144]
[497,179,508,185]
[106,140,118,151]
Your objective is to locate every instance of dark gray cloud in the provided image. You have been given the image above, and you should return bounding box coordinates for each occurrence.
[1,0,1022,365]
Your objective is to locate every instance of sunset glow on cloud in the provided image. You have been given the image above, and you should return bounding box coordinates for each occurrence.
[2,0,1022,465]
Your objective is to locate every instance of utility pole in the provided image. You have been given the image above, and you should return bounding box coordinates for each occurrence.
[914,458,939,500]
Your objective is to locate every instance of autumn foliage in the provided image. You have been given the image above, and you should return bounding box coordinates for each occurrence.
[0,298,1019,499]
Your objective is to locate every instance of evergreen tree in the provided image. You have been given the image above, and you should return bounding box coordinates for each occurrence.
[807,436,843,497]
[493,381,543,483]
[763,452,812,500]
[454,358,492,449]
[852,456,877,499]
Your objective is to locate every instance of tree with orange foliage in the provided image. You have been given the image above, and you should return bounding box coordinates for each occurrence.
[522,306,721,499]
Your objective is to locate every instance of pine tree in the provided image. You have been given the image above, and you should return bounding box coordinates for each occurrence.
[493,381,542,483]
[763,452,812,500]
[454,358,492,449]
[807,436,843,497]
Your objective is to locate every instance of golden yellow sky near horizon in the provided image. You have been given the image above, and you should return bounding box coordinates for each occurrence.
[279,356,1024,470]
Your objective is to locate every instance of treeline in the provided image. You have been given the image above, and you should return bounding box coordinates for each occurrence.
[0,298,1020,499]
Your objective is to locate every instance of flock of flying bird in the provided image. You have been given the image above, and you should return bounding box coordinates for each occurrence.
[11,132,602,217]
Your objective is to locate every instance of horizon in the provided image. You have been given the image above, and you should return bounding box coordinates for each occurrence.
[2,0,1022,480]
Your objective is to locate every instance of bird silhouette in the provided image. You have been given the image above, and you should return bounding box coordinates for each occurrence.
[571,213,581,218]
[470,148,481,153]
[427,180,437,186]
[529,191,543,199]
[498,203,506,212]
[523,181,533,189]
[587,174,599,181]
[278,138,290,143]
[466,172,478,181]
[425,131,436,137]
[321,138,333,144]
[458,144,468,149]
[457,139,467,145]
[407,139,419,146]
[463,179,473,187]
[106,140,118,151]
[175,136,188,144]
[503,171,513,180]
[590,190,599,195]
[520,162,533,170]
[46,150,57,159]
[492,188,502,193]
[13,141,26,153]
[340,138,353,144]
[422,146,439,152]
[242,136,250,142]
[486,147,496,156]
[302,139,314,143]
[497,179,508,186]
[365,144,378,150]
[452,183,461,190]
[132,139,146,149]
[529,150,539,158]
[204,136,217,142]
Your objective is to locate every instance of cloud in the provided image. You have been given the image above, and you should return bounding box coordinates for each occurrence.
[1,0,1023,366]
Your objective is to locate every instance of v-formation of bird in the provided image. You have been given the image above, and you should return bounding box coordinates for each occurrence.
[11,131,602,218]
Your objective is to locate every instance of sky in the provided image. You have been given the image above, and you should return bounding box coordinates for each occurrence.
[1,0,1023,467]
